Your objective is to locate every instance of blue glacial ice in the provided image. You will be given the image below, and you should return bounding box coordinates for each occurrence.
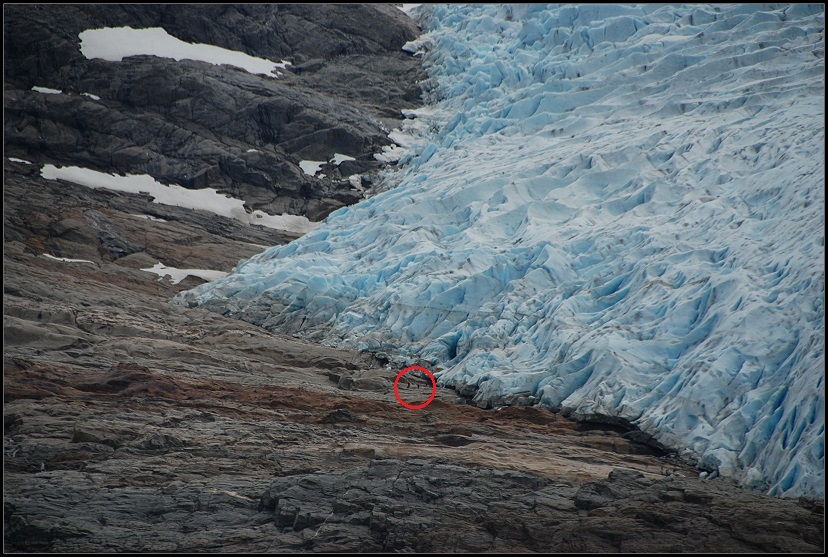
[176,4,825,498]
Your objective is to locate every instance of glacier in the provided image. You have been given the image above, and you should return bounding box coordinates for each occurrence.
[175,4,825,498]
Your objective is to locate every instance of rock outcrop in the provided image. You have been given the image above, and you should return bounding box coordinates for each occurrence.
[4,4,424,220]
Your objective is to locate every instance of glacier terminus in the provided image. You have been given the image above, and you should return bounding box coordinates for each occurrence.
[176,4,825,498]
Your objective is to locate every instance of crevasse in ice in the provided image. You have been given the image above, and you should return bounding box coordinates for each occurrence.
[176,4,825,497]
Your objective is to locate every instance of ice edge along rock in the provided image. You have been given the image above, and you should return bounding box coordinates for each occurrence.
[177,4,825,498]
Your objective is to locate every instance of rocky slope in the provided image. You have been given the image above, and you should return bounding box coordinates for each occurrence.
[3,4,824,553]
[4,4,423,220]
[3,173,824,552]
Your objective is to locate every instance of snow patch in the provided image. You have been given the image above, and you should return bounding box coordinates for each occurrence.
[349,175,364,191]
[299,160,326,176]
[331,153,356,166]
[142,262,228,285]
[32,86,62,94]
[131,214,168,222]
[79,26,291,77]
[40,164,315,235]
[42,254,95,264]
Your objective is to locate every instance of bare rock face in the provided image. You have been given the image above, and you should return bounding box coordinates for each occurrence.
[2,5,824,554]
[4,4,424,220]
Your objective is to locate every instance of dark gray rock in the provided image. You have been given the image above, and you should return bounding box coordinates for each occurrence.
[82,209,138,261]
[4,4,425,221]
[319,408,362,424]
[574,481,625,510]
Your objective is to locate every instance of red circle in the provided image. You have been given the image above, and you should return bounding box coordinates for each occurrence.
[393,366,437,410]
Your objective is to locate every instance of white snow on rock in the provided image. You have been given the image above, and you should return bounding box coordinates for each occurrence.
[78,26,291,77]
[141,262,228,285]
[246,209,315,235]
[8,157,32,165]
[349,175,364,191]
[131,214,167,222]
[42,254,95,264]
[299,160,326,176]
[176,4,825,498]
[32,86,62,94]
[301,154,357,175]
[40,164,315,235]
[331,153,356,166]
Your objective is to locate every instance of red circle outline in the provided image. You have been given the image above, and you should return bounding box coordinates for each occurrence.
[393,365,437,410]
